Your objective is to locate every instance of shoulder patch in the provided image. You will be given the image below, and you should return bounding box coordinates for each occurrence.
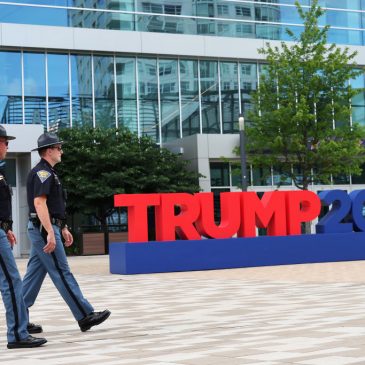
[37,170,51,183]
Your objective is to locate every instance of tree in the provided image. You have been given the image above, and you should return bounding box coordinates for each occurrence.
[56,127,201,227]
[241,0,365,190]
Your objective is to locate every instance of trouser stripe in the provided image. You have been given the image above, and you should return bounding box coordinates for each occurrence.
[40,227,87,318]
[50,252,87,318]
[0,253,20,342]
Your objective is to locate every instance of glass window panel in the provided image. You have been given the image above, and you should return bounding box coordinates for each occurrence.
[180,59,200,137]
[273,166,292,186]
[136,0,188,33]
[220,62,239,134]
[116,57,137,133]
[333,174,350,184]
[352,163,365,184]
[252,166,271,186]
[211,188,231,223]
[327,28,362,46]
[0,3,68,27]
[138,58,159,142]
[69,3,135,31]
[48,53,70,132]
[70,54,93,127]
[137,0,188,16]
[231,163,242,187]
[319,0,361,10]
[312,167,329,185]
[200,60,220,133]
[0,1,68,4]
[293,165,304,185]
[351,73,365,126]
[104,0,135,30]
[240,63,257,124]
[94,55,115,129]
[0,51,22,124]
[210,162,229,187]
[278,0,309,4]
[136,13,190,34]
[276,4,302,24]
[231,163,252,187]
[324,9,361,28]
[24,52,46,128]
[255,23,283,41]
[0,1,363,46]
[160,59,180,142]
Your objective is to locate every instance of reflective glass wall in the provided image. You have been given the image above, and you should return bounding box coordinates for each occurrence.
[0,50,260,143]
[1,49,364,142]
[1,1,365,45]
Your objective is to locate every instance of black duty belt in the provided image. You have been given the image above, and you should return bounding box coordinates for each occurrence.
[29,215,65,229]
[0,220,13,233]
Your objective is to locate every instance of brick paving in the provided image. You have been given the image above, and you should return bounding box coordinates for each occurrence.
[0,256,365,364]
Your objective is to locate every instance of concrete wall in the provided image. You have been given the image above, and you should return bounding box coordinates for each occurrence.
[165,134,239,192]
[2,23,365,65]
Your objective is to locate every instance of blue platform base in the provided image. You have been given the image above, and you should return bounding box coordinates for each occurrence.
[109,232,365,275]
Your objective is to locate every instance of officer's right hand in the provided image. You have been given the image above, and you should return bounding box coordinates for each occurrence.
[7,230,16,247]
[44,232,56,253]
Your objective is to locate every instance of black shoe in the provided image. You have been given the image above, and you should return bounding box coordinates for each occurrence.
[7,335,47,349]
[78,309,111,332]
[27,323,43,334]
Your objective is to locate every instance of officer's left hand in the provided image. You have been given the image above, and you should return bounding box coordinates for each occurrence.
[6,230,16,247]
[62,228,73,247]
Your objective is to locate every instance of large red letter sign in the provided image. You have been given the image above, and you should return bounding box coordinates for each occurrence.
[238,191,287,237]
[195,192,241,238]
[114,193,160,242]
[155,193,201,241]
[285,191,321,235]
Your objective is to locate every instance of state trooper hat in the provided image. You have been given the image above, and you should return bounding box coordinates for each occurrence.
[32,132,64,151]
[0,125,16,140]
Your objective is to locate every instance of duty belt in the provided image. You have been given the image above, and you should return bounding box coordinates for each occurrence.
[0,220,13,233]
[29,215,65,229]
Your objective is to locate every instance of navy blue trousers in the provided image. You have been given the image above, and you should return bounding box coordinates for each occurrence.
[0,229,28,342]
[23,222,93,321]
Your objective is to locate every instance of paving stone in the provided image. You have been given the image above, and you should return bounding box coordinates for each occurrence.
[0,257,363,364]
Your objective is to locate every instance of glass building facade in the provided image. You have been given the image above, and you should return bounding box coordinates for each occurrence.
[2,0,365,256]
[1,50,364,143]
[0,50,261,142]
[1,0,365,186]
[1,1,365,45]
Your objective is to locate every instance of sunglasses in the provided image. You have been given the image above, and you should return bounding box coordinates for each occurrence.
[50,146,63,151]
[0,140,9,146]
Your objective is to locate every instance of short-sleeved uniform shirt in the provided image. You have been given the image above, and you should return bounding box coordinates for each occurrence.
[27,158,66,220]
[0,168,12,221]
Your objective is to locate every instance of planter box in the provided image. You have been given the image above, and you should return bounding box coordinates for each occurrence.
[82,233,105,255]
[109,232,128,243]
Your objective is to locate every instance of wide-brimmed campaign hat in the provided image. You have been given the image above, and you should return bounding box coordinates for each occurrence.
[0,125,16,140]
[32,133,64,151]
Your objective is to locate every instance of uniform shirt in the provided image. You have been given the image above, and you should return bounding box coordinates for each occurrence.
[0,167,12,221]
[27,158,66,220]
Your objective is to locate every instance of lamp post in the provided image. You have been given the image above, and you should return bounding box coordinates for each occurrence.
[238,113,248,191]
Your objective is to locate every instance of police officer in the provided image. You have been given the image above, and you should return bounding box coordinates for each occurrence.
[0,125,47,349]
[22,132,110,333]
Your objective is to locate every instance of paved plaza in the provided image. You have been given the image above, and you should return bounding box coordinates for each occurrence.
[1,256,365,364]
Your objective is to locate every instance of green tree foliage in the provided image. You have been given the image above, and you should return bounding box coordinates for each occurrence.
[242,0,365,190]
[56,127,201,224]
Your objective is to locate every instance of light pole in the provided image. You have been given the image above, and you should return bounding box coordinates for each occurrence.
[238,113,248,191]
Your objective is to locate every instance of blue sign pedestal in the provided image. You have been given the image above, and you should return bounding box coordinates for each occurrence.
[109,232,365,275]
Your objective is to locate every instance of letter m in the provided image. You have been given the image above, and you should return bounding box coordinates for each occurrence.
[238,191,287,238]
